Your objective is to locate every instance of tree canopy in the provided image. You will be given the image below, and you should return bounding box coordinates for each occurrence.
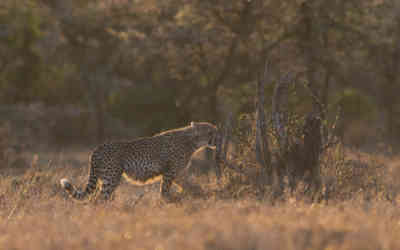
[0,0,398,146]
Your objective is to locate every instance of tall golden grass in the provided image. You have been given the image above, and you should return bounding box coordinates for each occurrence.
[1,147,400,250]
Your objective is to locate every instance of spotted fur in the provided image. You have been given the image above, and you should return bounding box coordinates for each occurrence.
[60,122,217,201]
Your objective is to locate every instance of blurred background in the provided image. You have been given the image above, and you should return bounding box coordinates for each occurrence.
[0,0,396,150]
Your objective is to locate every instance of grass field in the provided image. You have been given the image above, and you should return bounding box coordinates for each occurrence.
[1,148,400,250]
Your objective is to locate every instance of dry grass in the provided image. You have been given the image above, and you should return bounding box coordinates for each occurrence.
[1,149,400,250]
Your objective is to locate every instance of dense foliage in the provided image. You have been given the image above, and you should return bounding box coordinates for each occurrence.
[0,0,397,146]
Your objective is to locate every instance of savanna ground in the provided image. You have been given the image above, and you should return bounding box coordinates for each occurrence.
[1,144,400,250]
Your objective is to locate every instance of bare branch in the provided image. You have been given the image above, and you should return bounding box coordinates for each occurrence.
[255,60,271,168]
[301,80,326,117]
[214,126,224,180]
[222,112,233,162]
[272,71,293,153]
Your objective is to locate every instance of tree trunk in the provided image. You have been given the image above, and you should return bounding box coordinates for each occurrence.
[255,62,272,186]
[299,1,322,114]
